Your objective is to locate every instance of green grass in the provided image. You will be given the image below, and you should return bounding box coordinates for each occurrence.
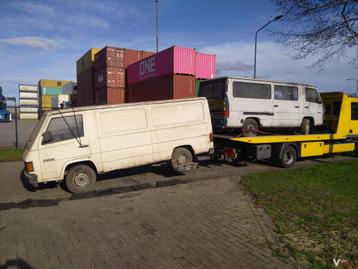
[242,160,358,269]
[0,148,23,162]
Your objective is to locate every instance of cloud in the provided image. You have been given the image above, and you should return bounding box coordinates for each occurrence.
[216,61,252,73]
[0,37,62,51]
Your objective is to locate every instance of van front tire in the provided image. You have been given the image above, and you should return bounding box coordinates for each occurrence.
[65,165,96,194]
[300,118,311,135]
[242,119,259,137]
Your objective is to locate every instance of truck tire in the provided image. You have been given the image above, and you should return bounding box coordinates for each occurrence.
[65,165,96,193]
[170,147,193,172]
[300,118,311,134]
[242,119,259,137]
[279,145,297,168]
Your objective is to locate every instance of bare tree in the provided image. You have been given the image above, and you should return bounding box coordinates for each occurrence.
[272,0,358,67]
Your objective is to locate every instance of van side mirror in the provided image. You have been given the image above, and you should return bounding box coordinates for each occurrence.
[42,131,54,144]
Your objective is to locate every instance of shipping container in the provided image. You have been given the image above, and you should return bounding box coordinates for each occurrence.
[77,67,95,106]
[19,107,38,113]
[76,48,100,75]
[41,95,53,109]
[41,87,62,95]
[95,87,125,105]
[19,91,38,99]
[195,53,216,79]
[19,84,38,92]
[70,94,78,107]
[19,99,38,106]
[39,79,70,88]
[127,74,195,103]
[95,67,125,89]
[62,81,77,95]
[127,46,196,85]
[19,113,38,120]
[94,47,154,70]
[52,94,70,108]
[195,79,206,96]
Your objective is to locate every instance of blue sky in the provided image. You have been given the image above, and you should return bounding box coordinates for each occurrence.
[0,0,357,99]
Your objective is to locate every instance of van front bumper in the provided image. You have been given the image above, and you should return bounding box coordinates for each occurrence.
[23,170,39,188]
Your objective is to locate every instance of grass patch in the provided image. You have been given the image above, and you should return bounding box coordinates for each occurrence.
[242,160,358,269]
[0,148,23,162]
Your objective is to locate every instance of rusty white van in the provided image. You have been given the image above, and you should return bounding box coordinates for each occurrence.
[23,98,213,193]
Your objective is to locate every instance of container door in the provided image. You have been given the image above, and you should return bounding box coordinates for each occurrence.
[39,114,91,181]
[272,85,300,127]
[304,88,323,125]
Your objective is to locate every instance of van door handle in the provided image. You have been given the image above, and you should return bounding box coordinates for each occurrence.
[43,158,55,163]
[304,106,309,108]
[273,105,279,107]
[294,106,300,108]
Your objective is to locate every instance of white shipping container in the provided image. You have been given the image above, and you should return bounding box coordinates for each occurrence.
[19,84,38,92]
[52,94,70,108]
[20,107,38,113]
[62,82,77,95]
[20,99,38,106]
[19,92,38,99]
[19,113,38,120]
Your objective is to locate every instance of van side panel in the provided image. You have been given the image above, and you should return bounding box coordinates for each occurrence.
[150,100,213,162]
[96,107,154,172]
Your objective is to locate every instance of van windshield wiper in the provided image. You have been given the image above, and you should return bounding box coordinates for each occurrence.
[58,109,87,148]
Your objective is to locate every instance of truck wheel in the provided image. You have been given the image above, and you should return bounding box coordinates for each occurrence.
[300,118,311,134]
[65,165,96,193]
[279,146,297,168]
[170,147,193,172]
[242,119,259,137]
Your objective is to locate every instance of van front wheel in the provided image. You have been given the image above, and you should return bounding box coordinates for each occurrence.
[300,118,311,134]
[65,165,96,193]
[170,147,193,172]
[242,119,259,137]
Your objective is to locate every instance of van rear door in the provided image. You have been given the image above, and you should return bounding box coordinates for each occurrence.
[198,79,228,127]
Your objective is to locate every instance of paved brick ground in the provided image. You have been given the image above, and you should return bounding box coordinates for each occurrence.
[0,177,303,269]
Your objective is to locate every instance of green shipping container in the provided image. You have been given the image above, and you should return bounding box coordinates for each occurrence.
[195,79,205,96]
[41,87,62,95]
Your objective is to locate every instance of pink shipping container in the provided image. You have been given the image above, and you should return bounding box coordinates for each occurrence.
[195,52,216,79]
[127,46,196,84]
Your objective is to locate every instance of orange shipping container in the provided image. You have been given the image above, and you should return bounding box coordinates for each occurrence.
[96,87,125,105]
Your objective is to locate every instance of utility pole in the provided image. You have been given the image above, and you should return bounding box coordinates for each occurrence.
[155,0,159,52]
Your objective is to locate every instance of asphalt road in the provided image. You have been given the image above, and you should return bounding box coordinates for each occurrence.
[0,119,38,148]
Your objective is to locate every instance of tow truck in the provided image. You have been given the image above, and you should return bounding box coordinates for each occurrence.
[214,92,358,167]
[0,86,12,122]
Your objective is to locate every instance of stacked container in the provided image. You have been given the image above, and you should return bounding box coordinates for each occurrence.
[94,47,154,105]
[126,46,216,102]
[38,79,70,111]
[19,84,39,120]
[52,94,71,108]
[76,48,99,106]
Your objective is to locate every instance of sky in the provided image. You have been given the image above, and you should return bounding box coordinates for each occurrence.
[0,0,357,99]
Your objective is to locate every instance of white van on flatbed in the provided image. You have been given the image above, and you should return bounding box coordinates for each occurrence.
[23,98,214,193]
[199,77,324,136]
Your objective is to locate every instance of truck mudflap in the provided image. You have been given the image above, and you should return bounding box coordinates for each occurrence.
[23,170,39,188]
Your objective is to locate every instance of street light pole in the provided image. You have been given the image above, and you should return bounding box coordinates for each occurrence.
[346,78,358,97]
[253,15,283,78]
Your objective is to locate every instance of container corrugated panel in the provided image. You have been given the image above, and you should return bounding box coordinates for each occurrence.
[20,99,38,106]
[20,107,38,113]
[19,84,38,92]
[126,74,195,103]
[195,53,216,79]
[77,67,95,106]
[19,113,38,120]
[19,92,38,99]
[62,82,77,95]
[52,94,70,108]
[95,87,125,105]
[41,95,53,109]
[95,67,125,89]
[127,46,196,84]
[41,87,62,95]
[76,48,100,75]
[39,79,70,88]
[94,47,125,70]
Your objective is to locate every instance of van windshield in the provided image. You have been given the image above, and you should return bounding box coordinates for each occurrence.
[199,79,226,99]
[25,114,46,150]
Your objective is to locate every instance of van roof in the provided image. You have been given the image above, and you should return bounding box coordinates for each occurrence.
[202,76,317,88]
[44,97,207,116]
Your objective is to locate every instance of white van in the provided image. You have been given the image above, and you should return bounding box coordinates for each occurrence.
[23,98,213,193]
[199,77,323,136]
